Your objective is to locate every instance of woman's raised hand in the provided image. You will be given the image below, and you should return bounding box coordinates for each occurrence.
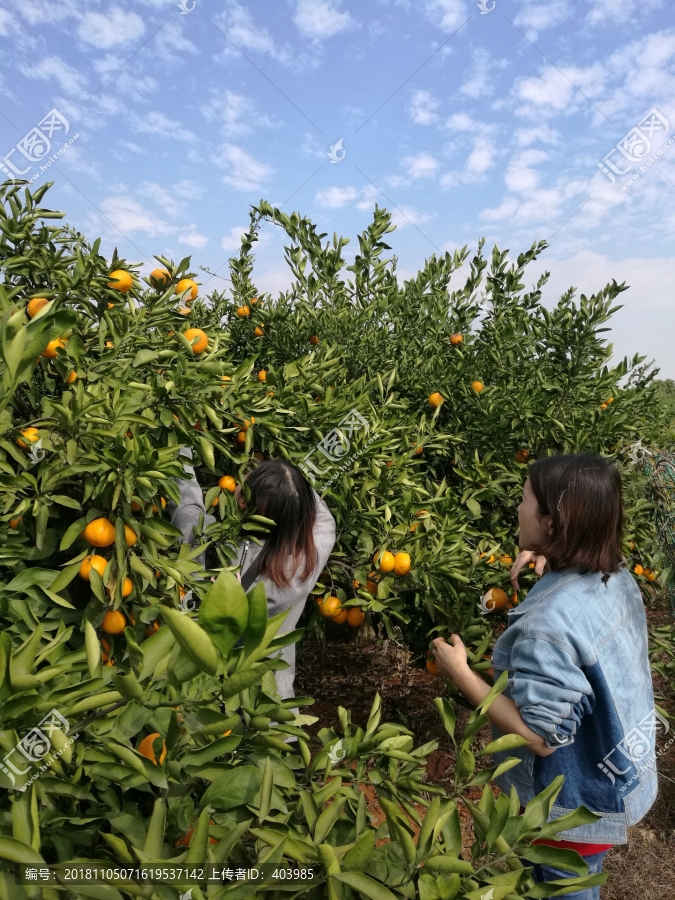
[510,550,547,590]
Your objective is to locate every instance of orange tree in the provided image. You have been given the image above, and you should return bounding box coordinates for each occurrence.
[0,180,618,898]
[186,201,667,658]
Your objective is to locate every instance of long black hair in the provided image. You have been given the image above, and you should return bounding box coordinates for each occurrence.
[245,460,318,588]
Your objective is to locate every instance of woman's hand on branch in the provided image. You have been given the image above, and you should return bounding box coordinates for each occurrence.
[510,550,547,590]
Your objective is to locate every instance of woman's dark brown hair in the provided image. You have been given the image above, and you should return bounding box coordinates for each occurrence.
[245,460,317,588]
[528,453,623,574]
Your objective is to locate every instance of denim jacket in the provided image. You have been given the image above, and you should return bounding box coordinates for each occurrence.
[491,566,659,844]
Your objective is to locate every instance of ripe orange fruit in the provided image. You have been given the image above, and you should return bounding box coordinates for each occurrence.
[138,733,167,766]
[218,475,236,492]
[105,341,114,349]
[366,580,378,595]
[9,516,22,529]
[42,337,66,358]
[27,297,49,318]
[237,431,247,444]
[449,333,463,345]
[65,370,78,385]
[184,328,208,354]
[309,335,319,345]
[416,510,428,518]
[331,609,348,624]
[152,498,167,513]
[633,564,643,576]
[515,449,530,464]
[347,608,365,627]
[257,370,267,382]
[471,381,484,393]
[414,445,423,455]
[646,570,656,582]
[428,392,444,408]
[178,305,191,316]
[242,417,255,430]
[482,587,509,612]
[145,621,160,636]
[102,609,126,635]
[410,523,419,532]
[150,268,170,287]
[124,524,137,547]
[108,270,132,292]
[17,427,39,449]
[222,375,231,382]
[500,555,513,566]
[393,552,411,577]
[236,306,250,317]
[79,555,107,581]
[600,402,608,410]
[174,825,218,848]
[426,651,439,677]
[121,577,133,598]
[266,391,274,397]
[374,550,395,573]
[175,278,198,301]
[319,596,342,617]
[83,517,116,547]
[131,500,143,513]
[101,638,110,662]
[254,326,264,337]
[211,496,219,507]
[250,297,259,305]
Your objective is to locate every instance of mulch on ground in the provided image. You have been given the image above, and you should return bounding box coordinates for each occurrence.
[295,596,675,900]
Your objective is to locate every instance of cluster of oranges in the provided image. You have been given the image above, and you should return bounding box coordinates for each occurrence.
[373,549,412,577]
[428,380,484,409]
[27,296,78,382]
[633,563,657,582]
[235,297,265,337]
[316,595,365,627]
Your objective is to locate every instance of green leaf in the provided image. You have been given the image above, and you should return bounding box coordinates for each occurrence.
[59,516,87,550]
[202,766,263,810]
[161,607,218,675]
[521,776,565,830]
[519,843,588,875]
[434,697,456,745]
[334,872,398,900]
[198,569,248,660]
[478,733,531,756]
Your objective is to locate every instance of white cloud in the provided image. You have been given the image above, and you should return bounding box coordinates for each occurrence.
[390,205,432,230]
[460,48,500,100]
[178,225,208,248]
[219,2,290,63]
[441,114,497,188]
[409,90,439,125]
[139,182,183,218]
[513,0,571,39]
[78,8,146,49]
[99,195,173,236]
[221,225,249,251]
[154,18,198,57]
[201,90,274,137]
[131,111,195,142]
[587,0,663,27]
[15,0,79,26]
[20,55,88,97]
[402,152,439,180]
[215,143,273,191]
[315,185,358,207]
[425,0,468,32]
[515,125,561,146]
[0,8,17,35]
[117,140,145,154]
[514,63,607,117]
[293,0,354,39]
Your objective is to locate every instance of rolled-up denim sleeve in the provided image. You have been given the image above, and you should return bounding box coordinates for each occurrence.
[508,637,595,748]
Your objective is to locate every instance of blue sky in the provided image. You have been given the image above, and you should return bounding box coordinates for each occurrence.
[1,0,674,375]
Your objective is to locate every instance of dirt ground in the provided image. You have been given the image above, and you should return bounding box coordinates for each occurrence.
[295,598,675,900]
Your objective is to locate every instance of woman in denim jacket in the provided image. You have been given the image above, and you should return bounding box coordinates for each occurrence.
[432,454,659,899]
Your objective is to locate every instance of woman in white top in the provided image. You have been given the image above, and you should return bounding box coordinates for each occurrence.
[169,457,336,699]
[233,460,336,699]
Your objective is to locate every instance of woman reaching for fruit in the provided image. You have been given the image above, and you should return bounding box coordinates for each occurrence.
[233,460,336,699]
[432,454,656,899]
